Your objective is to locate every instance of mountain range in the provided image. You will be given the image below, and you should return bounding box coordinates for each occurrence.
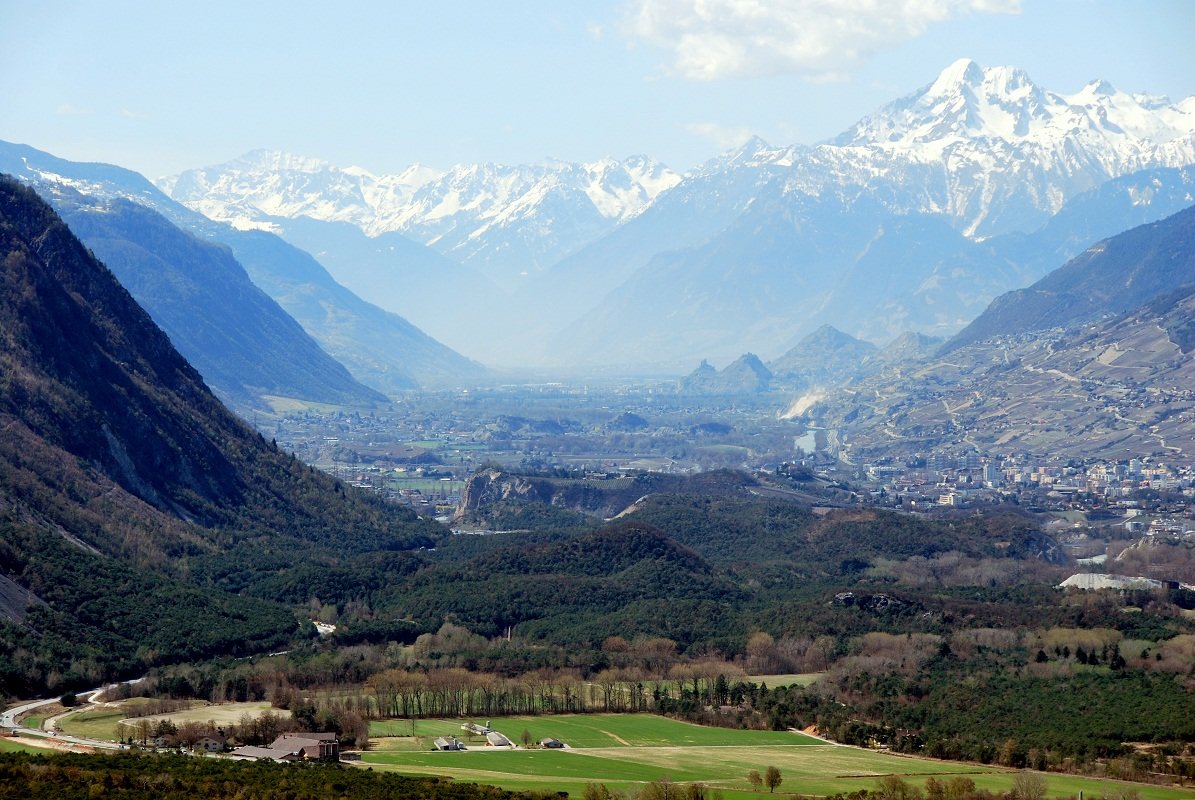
[1,141,486,398]
[161,151,681,289]
[159,60,1195,370]
[31,182,387,409]
[800,203,1195,464]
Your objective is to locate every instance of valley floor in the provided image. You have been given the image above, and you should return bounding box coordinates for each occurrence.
[360,714,1195,800]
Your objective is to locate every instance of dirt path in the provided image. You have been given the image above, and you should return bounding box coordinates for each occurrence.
[597,728,632,746]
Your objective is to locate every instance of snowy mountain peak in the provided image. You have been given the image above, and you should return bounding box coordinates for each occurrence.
[834,59,1195,152]
[925,57,984,96]
[1081,78,1117,98]
[161,151,679,285]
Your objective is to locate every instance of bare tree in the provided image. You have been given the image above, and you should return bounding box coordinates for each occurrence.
[1011,771,1047,800]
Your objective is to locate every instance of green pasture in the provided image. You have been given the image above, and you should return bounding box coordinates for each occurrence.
[20,715,43,730]
[745,673,824,688]
[0,736,46,753]
[361,714,1195,800]
[58,706,131,741]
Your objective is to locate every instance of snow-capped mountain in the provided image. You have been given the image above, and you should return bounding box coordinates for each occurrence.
[541,61,1195,367]
[752,58,1195,238]
[1,141,487,390]
[161,152,680,287]
[159,150,441,234]
[159,60,1195,371]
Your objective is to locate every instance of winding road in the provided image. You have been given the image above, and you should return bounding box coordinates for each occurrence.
[2,679,144,751]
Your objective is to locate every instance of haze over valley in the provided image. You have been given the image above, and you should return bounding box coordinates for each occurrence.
[4,3,1195,797]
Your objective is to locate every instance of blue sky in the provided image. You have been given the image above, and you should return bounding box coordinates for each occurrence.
[2,1,1194,178]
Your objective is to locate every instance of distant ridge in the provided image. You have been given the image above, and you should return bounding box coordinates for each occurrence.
[0,140,486,394]
[769,325,879,389]
[945,203,1195,351]
[39,182,388,407]
[681,354,772,395]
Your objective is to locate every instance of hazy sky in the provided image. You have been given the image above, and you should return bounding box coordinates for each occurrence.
[3,1,1194,179]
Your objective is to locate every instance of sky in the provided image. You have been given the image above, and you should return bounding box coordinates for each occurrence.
[2,0,1194,180]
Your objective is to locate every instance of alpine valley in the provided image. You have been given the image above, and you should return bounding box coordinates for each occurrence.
[159,59,1195,369]
[7,54,1195,800]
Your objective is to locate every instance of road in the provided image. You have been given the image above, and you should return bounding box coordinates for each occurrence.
[1,679,143,751]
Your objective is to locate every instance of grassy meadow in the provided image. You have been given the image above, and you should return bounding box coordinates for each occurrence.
[361,714,1195,800]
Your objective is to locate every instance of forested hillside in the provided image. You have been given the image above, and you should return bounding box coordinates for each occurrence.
[0,176,441,695]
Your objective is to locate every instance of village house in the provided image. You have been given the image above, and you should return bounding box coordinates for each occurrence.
[230,731,339,763]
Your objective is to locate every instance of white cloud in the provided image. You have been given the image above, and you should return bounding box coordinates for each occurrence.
[56,103,93,116]
[625,0,1020,81]
[686,121,755,149]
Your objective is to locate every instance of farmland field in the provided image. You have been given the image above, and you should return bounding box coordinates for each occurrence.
[361,714,1195,800]
[58,700,285,742]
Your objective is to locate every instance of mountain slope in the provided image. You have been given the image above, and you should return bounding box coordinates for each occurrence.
[0,176,441,692]
[35,184,385,408]
[218,227,487,389]
[946,203,1195,351]
[802,204,1195,464]
[0,141,484,391]
[258,215,502,354]
[769,325,880,388]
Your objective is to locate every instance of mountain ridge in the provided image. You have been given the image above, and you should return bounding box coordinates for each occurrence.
[0,175,441,693]
[946,203,1195,352]
[30,182,389,408]
[1,140,486,391]
[162,151,682,288]
[143,61,1195,369]
[802,202,1195,464]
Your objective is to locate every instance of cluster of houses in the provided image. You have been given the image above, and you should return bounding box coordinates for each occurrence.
[432,722,566,751]
[851,453,1195,512]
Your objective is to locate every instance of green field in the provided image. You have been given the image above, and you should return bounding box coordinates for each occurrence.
[361,714,1195,800]
[20,715,43,730]
[58,706,136,741]
[745,673,824,688]
[0,737,47,753]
